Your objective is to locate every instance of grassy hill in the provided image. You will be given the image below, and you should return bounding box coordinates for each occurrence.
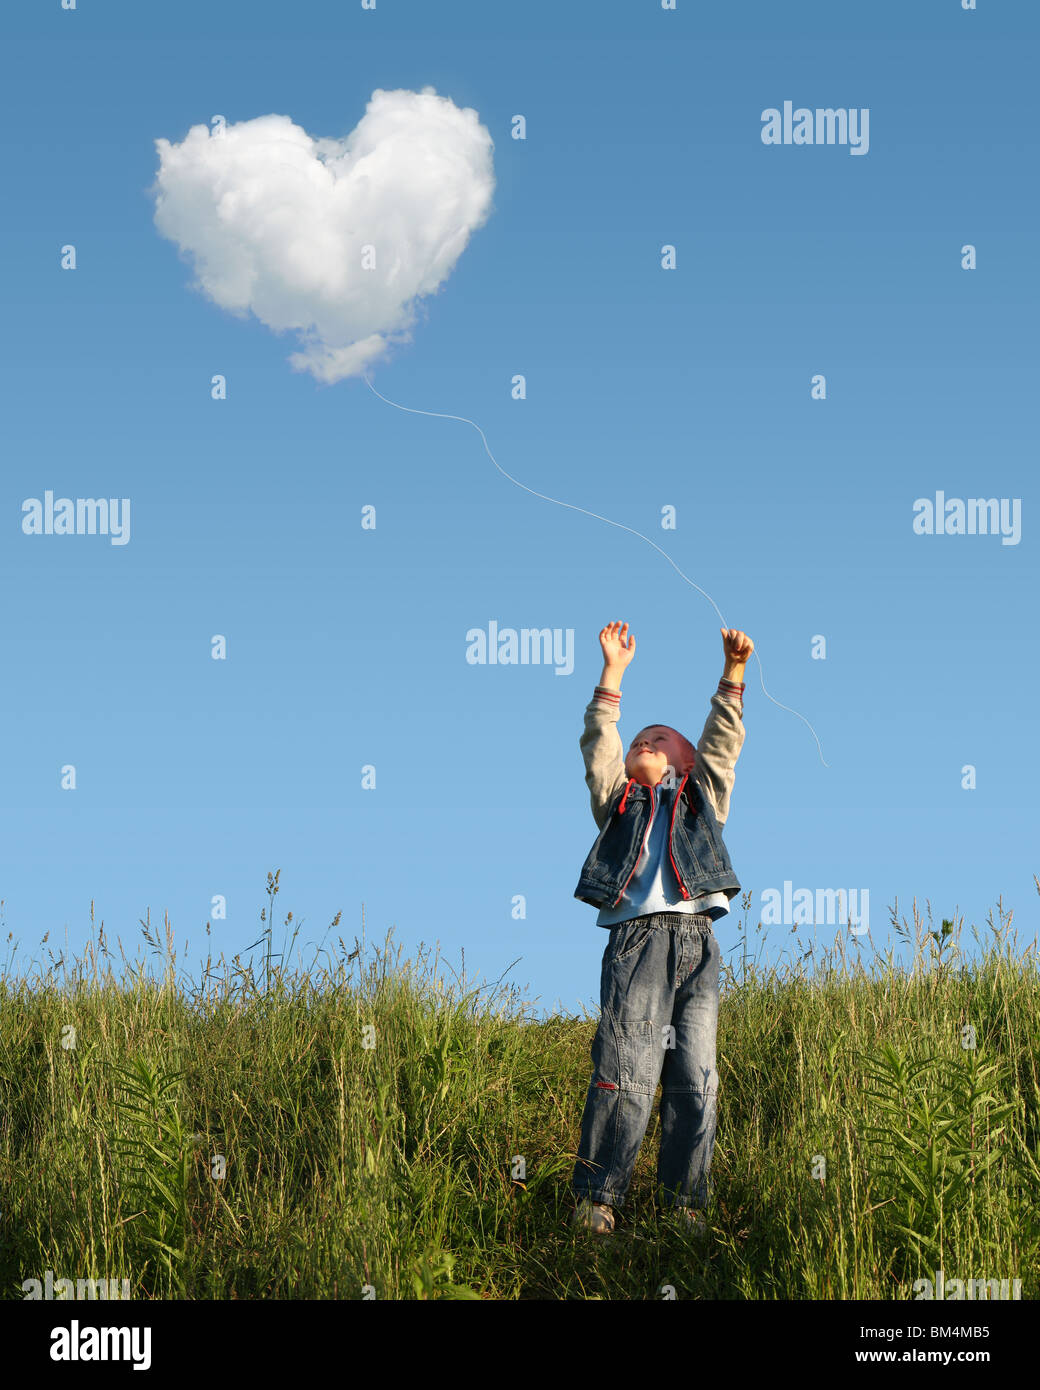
[1,872,1037,1300]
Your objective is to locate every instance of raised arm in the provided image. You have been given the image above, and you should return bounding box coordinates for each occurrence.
[692,629,754,824]
[579,622,635,829]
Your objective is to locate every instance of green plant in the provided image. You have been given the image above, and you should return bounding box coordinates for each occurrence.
[408,1245,482,1300]
[928,918,958,974]
[858,1039,1017,1263]
[108,1056,192,1296]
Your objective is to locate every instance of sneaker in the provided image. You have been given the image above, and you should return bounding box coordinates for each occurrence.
[571,1199,615,1233]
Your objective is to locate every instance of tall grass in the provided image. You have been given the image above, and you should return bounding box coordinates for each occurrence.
[0,874,1037,1300]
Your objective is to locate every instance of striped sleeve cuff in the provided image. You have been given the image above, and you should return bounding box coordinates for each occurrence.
[717,677,745,706]
[593,685,621,707]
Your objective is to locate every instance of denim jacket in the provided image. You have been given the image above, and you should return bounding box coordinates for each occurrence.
[574,682,744,913]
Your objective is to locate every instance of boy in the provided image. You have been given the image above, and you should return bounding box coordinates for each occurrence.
[570,620,753,1236]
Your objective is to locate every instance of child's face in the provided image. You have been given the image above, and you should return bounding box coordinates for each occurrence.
[624,726,692,787]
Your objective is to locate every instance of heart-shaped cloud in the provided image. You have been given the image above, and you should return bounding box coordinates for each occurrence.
[150,87,496,383]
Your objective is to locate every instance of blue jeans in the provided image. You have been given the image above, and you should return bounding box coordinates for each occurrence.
[572,912,720,1211]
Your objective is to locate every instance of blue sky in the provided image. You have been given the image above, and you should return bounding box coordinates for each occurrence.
[1,1,1037,1019]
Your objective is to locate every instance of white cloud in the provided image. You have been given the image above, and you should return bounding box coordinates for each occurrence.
[150,87,496,384]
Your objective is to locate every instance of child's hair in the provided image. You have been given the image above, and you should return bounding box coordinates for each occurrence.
[639,724,697,772]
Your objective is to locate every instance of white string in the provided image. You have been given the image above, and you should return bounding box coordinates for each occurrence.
[362,373,829,767]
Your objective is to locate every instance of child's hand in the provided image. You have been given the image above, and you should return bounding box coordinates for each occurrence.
[600,620,637,669]
[720,628,754,663]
